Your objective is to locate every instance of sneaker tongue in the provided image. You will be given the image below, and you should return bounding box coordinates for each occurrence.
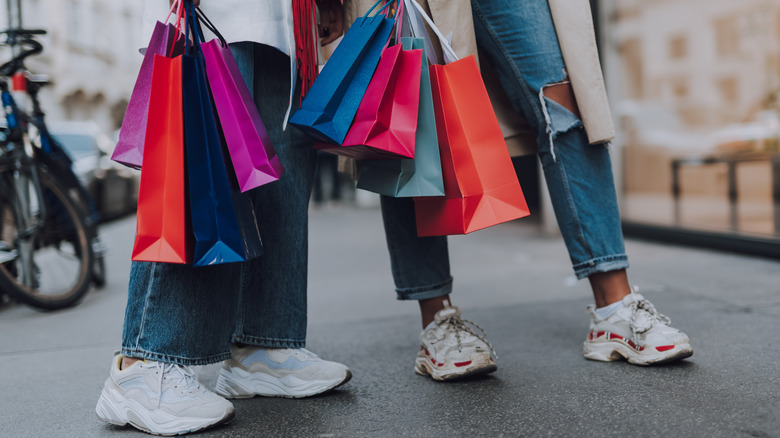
[435,306,460,323]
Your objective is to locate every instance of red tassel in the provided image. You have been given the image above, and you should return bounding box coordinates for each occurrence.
[293,0,319,102]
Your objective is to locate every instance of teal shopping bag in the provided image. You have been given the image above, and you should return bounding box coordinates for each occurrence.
[356,37,444,197]
[289,0,395,144]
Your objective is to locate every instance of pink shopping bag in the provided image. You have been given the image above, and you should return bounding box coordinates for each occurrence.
[112,21,185,169]
[200,38,284,192]
[318,43,423,161]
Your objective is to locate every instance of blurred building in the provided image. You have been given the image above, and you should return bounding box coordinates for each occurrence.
[0,0,143,133]
[601,0,780,243]
[608,0,780,128]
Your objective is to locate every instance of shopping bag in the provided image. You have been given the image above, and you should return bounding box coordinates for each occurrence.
[113,19,185,169]
[413,55,530,236]
[183,8,263,266]
[131,54,191,263]
[199,12,284,192]
[355,37,444,197]
[318,41,422,160]
[288,0,396,144]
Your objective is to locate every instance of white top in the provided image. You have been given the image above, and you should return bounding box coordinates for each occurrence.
[141,0,294,54]
[141,0,298,127]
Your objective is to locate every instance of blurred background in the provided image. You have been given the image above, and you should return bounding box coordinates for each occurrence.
[1,0,779,256]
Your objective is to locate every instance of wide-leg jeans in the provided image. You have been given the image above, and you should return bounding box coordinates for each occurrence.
[122,44,316,366]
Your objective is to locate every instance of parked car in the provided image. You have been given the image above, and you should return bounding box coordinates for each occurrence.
[47,121,139,222]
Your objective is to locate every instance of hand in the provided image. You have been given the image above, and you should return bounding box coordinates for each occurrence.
[169,0,200,8]
[316,0,343,46]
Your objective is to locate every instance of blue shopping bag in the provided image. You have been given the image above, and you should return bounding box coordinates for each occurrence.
[288,0,395,144]
[356,37,444,197]
[183,4,263,266]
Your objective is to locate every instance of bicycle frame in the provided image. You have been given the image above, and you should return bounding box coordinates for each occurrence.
[0,81,47,289]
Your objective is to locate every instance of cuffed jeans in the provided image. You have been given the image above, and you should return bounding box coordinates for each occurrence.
[380,0,629,301]
[121,44,316,366]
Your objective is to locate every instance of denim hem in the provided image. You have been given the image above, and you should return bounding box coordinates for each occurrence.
[232,335,305,349]
[572,255,630,280]
[396,276,453,301]
[120,348,231,366]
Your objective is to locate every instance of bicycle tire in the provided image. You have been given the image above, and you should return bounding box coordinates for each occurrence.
[0,165,94,310]
[33,143,106,288]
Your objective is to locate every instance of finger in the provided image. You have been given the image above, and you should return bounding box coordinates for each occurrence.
[320,33,339,46]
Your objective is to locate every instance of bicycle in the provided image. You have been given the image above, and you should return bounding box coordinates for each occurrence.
[0,28,105,310]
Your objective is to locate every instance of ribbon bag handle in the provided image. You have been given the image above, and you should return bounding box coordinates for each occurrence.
[195,8,228,48]
[168,0,187,58]
[164,0,183,25]
[364,0,396,20]
[393,0,405,43]
[404,0,457,64]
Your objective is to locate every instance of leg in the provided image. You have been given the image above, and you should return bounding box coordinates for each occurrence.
[230,43,315,349]
[471,0,629,298]
[380,193,496,381]
[380,195,453,328]
[472,0,691,364]
[213,43,351,399]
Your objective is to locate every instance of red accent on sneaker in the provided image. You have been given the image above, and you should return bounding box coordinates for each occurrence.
[596,331,606,338]
[588,331,594,340]
[454,361,472,367]
[655,345,675,352]
[627,339,637,349]
[609,333,623,340]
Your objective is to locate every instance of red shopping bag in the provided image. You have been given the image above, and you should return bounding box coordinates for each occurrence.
[413,55,530,236]
[318,43,423,160]
[131,54,191,264]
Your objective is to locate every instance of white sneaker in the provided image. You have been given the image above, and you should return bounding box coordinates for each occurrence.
[415,302,497,381]
[95,354,234,436]
[583,288,694,365]
[214,346,352,399]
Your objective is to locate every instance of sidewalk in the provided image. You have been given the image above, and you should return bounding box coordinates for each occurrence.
[1,204,778,437]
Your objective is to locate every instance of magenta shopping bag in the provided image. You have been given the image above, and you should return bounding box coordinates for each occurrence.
[112,21,185,169]
[200,36,284,192]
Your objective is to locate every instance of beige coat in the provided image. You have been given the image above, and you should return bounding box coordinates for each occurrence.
[342,0,614,157]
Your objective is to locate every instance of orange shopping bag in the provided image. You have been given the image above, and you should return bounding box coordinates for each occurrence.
[413,55,530,236]
[131,54,192,263]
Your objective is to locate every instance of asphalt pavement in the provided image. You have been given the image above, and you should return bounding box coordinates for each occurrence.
[1,201,778,437]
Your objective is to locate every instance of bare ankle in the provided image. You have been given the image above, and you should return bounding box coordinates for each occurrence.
[419,296,451,328]
[121,356,142,370]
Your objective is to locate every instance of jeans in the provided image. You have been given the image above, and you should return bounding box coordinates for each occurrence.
[121,43,316,366]
[380,0,629,300]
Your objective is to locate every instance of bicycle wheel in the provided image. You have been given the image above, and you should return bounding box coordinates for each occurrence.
[0,164,94,310]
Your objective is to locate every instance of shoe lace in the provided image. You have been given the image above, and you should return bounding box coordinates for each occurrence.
[627,292,672,345]
[150,362,202,407]
[435,313,497,360]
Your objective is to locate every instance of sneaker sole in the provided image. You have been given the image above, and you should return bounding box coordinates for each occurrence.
[414,355,497,382]
[583,340,693,366]
[215,367,352,399]
[95,386,234,436]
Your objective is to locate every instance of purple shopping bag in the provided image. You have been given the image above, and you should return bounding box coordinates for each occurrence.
[200,38,284,192]
[112,21,185,169]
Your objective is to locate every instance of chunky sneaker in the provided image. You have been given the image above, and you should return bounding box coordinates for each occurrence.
[583,289,694,365]
[95,354,234,436]
[214,346,352,399]
[415,302,497,381]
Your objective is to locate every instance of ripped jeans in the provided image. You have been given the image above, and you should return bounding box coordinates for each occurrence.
[379,0,628,301]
